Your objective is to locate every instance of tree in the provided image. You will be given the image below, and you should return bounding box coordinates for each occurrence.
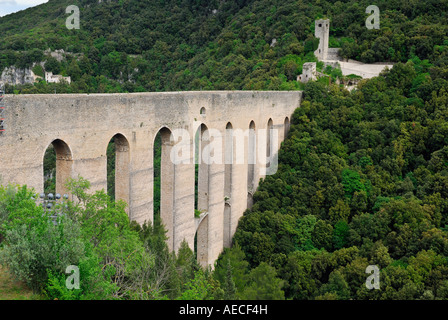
[44,242,117,300]
[213,243,249,295]
[341,169,366,199]
[223,260,237,299]
[44,56,61,74]
[312,219,334,251]
[319,270,350,300]
[282,250,318,299]
[63,177,156,299]
[329,199,351,223]
[0,215,85,293]
[295,214,317,250]
[239,262,285,300]
[67,59,82,82]
[333,221,350,250]
[177,270,216,300]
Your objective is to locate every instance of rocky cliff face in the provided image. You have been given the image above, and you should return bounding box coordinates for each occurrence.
[0,65,40,85]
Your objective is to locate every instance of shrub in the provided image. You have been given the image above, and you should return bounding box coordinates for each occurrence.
[0,214,85,293]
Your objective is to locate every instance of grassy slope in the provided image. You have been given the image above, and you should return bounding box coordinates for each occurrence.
[0,264,37,300]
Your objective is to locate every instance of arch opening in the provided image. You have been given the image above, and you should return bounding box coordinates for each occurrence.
[106,134,130,211]
[284,117,290,140]
[194,123,210,266]
[266,118,274,169]
[247,121,256,208]
[153,127,175,250]
[43,139,72,195]
[223,122,233,248]
[195,123,210,214]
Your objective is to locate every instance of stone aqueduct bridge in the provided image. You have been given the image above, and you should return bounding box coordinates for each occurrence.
[0,91,302,266]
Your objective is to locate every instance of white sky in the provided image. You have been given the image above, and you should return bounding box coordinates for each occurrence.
[0,0,48,17]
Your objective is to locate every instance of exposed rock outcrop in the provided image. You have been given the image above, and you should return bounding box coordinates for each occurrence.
[0,65,40,86]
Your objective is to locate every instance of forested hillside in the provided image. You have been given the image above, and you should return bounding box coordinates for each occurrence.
[1,0,448,301]
[228,58,448,299]
[2,0,447,93]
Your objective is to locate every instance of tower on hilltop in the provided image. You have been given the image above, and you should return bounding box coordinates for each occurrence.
[314,19,330,60]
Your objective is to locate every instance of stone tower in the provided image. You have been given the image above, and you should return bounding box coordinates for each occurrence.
[314,19,330,60]
[297,62,317,83]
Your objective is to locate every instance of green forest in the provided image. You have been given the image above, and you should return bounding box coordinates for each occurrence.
[231,60,448,299]
[1,0,448,300]
[2,0,447,93]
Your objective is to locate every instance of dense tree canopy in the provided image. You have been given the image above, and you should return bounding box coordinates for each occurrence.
[232,57,448,299]
[1,0,447,93]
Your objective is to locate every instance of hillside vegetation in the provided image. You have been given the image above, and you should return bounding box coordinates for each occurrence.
[231,59,448,299]
[1,0,447,93]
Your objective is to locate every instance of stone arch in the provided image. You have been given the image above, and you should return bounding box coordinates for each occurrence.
[195,214,208,267]
[267,118,274,158]
[43,139,73,196]
[247,120,256,208]
[153,126,175,250]
[107,133,130,213]
[264,118,275,177]
[195,123,210,213]
[223,122,233,248]
[284,116,290,140]
[194,123,210,266]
